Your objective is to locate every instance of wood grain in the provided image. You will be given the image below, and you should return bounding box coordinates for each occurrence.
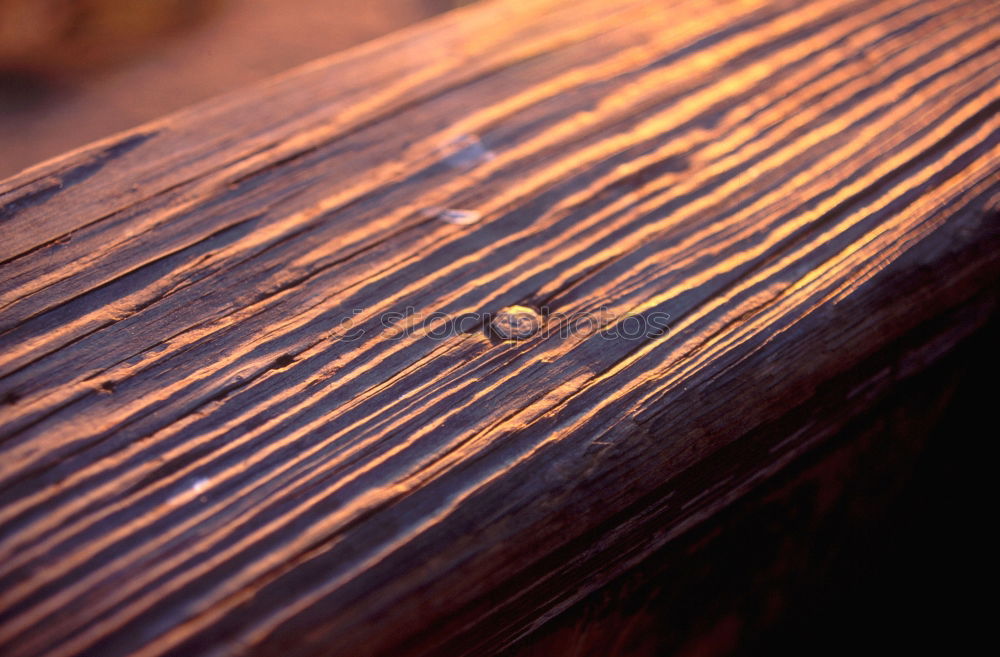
[0,0,998,656]
[506,319,990,657]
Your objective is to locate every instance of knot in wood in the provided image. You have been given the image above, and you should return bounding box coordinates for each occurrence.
[491,305,541,340]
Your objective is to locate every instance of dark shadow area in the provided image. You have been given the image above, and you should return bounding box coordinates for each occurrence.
[751,319,993,657]
[507,313,996,657]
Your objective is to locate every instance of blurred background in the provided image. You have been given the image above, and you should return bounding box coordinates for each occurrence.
[0,0,464,178]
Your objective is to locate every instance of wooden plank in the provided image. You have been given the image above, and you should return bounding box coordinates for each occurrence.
[0,0,998,656]
[507,321,990,656]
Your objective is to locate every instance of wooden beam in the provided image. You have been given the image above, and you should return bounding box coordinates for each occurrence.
[1,1,998,656]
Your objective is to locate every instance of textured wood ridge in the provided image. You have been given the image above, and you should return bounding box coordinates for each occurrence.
[1,0,998,656]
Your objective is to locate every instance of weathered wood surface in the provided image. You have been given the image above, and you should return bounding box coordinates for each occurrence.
[505,311,996,656]
[0,0,998,656]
